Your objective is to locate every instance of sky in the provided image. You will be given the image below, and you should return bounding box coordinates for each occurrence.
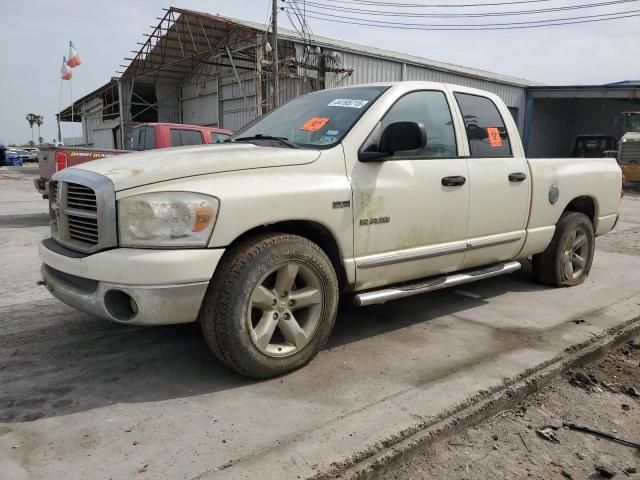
[0,0,638,145]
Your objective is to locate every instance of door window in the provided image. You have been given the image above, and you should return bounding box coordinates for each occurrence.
[380,91,457,159]
[454,93,513,158]
[181,130,204,146]
[169,129,204,147]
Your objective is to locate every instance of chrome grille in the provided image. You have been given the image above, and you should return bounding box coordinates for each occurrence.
[67,183,97,211]
[48,170,117,254]
[619,141,640,165]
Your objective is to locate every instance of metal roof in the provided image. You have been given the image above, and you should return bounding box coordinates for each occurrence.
[120,6,538,88]
[220,13,540,88]
[526,83,640,99]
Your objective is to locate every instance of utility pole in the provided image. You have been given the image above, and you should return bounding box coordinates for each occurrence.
[271,0,279,109]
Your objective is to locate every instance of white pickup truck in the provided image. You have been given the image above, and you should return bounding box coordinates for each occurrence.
[40,82,622,378]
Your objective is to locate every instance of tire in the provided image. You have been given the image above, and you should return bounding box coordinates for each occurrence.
[532,212,595,287]
[200,233,339,378]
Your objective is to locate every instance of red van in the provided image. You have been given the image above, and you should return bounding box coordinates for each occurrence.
[130,123,233,150]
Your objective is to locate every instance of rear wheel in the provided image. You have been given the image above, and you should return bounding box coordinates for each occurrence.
[200,233,338,378]
[532,212,595,287]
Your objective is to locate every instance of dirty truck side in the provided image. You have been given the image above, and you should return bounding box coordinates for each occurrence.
[39,82,623,378]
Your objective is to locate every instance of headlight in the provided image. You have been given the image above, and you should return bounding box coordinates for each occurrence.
[118,192,219,247]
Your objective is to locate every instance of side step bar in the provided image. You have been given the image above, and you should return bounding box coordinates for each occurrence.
[353,261,522,307]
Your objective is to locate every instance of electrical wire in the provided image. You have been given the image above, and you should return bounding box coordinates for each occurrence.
[312,0,568,8]
[282,7,640,29]
[285,0,640,18]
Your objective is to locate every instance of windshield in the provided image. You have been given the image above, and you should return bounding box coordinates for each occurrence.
[230,86,388,148]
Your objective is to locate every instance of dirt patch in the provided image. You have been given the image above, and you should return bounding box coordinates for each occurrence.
[384,340,640,479]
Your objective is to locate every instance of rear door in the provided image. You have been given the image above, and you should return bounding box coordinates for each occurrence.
[450,89,531,268]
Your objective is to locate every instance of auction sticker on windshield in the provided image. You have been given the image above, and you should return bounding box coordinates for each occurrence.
[328,99,369,108]
[301,117,330,132]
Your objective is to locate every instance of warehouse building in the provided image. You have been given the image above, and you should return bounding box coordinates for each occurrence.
[58,7,640,157]
[58,6,535,150]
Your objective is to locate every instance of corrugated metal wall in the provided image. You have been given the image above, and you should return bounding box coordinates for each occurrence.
[181,81,218,125]
[157,82,180,123]
[526,98,640,157]
[301,44,527,131]
[82,97,104,146]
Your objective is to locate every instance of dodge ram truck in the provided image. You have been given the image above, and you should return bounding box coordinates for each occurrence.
[39,82,623,378]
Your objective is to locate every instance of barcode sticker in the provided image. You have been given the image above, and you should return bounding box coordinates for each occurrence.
[328,99,369,108]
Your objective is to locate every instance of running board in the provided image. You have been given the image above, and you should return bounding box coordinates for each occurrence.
[353,261,522,307]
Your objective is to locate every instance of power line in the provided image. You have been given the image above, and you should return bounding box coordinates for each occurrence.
[285,0,640,17]
[282,8,640,29]
[313,0,566,8]
[284,5,640,26]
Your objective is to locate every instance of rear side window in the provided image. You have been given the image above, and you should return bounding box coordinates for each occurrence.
[130,127,144,150]
[454,93,512,158]
[144,127,156,150]
[170,129,204,147]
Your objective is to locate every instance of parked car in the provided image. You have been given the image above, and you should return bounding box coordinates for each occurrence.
[15,149,31,163]
[4,149,24,166]
[40,82,622,379]
[571,135,617,158]
[130,123,233,151]
[22,147,40,162]
[34,123,233,197]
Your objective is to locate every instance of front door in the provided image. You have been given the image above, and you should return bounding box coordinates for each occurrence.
[350,90,470,291]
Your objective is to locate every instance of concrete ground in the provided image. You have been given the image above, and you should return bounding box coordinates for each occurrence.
[1,165,639,480]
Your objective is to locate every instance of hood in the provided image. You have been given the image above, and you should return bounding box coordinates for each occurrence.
[73,143,321,191]
[622,131,640,142]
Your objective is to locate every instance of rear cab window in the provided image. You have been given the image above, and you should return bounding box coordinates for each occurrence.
[454,93,512,158]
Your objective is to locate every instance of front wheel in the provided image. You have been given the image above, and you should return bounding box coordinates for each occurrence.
[200,233,339,378]
[532,211,595,287]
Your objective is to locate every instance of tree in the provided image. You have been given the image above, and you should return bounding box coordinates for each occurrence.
[35,115,44,144]
[25,113,38,144]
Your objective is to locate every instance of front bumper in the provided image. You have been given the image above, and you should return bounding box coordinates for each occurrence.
[39,240,225,325]
[42,264,208,325]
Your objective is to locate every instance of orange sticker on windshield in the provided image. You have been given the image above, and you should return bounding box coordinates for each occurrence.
[301,117,329,132]
[487,127,502,147]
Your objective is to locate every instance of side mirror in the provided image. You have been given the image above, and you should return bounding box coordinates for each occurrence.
[359,121,427,162]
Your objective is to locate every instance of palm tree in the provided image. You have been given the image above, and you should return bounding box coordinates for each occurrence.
[35,115,44,144]
[25,113,38,144]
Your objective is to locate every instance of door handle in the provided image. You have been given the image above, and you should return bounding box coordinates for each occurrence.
[508,172,527,182]
[441,175,466,187]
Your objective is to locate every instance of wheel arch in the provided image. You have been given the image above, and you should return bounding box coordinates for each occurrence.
[226,220,350,293]
[562,195,597,225]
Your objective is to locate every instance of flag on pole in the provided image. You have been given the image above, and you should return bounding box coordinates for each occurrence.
[66,41,81,68]
[61,56,73,80]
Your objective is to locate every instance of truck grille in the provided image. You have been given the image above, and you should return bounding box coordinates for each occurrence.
[619,141,640,165]
[48,170,117,254]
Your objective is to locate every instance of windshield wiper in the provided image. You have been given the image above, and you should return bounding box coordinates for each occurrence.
[231,134,299,149]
